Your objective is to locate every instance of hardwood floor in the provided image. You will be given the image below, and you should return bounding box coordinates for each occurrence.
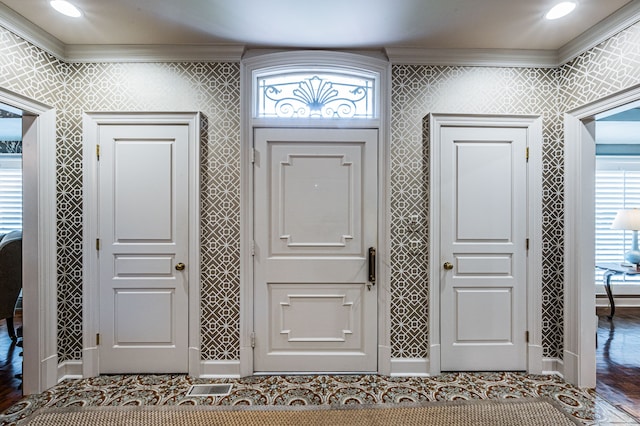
[597,306,640,420]
[0,313,22,413]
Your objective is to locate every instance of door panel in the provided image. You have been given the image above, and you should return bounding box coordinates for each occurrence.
[254,128,377,372]
[98,124,189,374]
[440,126,527,371]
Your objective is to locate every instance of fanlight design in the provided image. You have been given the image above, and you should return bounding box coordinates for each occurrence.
[257,73,375,119]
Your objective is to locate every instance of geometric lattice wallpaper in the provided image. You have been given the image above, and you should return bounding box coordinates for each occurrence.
[1,18,640,365]
[389,65,563,358]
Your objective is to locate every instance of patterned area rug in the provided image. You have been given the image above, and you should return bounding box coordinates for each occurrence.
[23,398,580,426]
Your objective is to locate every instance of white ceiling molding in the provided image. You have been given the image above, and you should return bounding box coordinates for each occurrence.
[557,1,640,65]
[65,44,245,63]
[384,48,559,68]
[0,2,638,67]
[0,3,65,60]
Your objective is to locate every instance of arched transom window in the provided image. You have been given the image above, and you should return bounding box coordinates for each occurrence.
[255,69,378,119]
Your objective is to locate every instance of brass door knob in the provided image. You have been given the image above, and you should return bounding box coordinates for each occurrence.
[175,263,185,271]
[443,262,453,270]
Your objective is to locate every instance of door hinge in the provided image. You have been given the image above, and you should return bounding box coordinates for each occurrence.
[96,144,100,161]
[96,238,100,251]
[251,148,256,164]
[251,241,256,256]
[526,147,529,162]
[250,332,256,348]
[525,331,529,343]
[526,238,529,250]
[96,333,100,346]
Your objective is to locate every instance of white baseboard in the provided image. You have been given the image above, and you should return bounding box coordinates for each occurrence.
[200,360,241,378]
[56,359,242,381]
[57,360,83,382]
[390,358,430,377]
[596,295,640,308]
[541,357,564,377]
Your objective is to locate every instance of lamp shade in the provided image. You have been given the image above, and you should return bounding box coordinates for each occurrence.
[611,208,640,231]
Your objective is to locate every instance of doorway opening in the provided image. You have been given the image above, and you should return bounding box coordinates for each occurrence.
[0,88,57,396]
[0,101,23,409]
[564,84,640,388]
[239,50,392,376]
[591,100,640,413]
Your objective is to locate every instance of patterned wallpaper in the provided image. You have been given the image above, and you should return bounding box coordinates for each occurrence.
[389,66,564,358]
[63,62,242,362]
[561,21,640,111]
[0,18,639,365]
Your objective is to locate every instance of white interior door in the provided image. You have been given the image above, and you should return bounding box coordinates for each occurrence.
[253,128,378,372]
[440,126,527,371]
[98,124,189,374]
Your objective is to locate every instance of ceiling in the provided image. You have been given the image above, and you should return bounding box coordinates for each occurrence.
[0,0,634,51]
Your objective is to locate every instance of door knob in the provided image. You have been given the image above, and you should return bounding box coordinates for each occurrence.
[443,262,453,270]
[175,263,185,271]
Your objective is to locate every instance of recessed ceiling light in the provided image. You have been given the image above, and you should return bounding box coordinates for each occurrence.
[545,1,577,20]
[50,0,83,18]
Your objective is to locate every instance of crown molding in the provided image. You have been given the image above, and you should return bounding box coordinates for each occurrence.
[384,48,559,68]
[0,3,65,60]
[0,1,638,66]
[558,1,640,65]
[65,44,245,63]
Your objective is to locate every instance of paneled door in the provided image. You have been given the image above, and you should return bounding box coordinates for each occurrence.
[440,126,527,371]
[98,124,189,373]
[253,128,378,372]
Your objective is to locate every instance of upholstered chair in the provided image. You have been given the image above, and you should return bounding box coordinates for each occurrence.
[0,230,22,342]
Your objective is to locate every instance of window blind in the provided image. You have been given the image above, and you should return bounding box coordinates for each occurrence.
[595,156,640,285]
[0,154,22,233]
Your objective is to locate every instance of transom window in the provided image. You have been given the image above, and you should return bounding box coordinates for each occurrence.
[255,70,376,119]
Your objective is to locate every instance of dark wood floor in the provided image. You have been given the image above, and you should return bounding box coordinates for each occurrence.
[0,313,22,413]
[597,306,640,419]
[1,309,640,416]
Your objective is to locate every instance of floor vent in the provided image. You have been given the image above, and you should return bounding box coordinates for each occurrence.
[187,384,233,396]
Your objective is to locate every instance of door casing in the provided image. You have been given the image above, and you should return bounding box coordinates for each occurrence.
[564,83,640,388]
[240,51,392,377]
[428,113,544,375]
[82,112,201,378]
[0,87,58,394]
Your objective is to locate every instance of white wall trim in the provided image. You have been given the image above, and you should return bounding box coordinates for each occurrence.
[0,88,58,395]
[596,295,640,308]
[385,48,559,68]
[542,358,564,377]
[390,358,430,377]
[200,360,241,379]
[239,50,392,376]
[57,360,83,381]
[1,2,638,66]
[0,3,65,60]
[82,112,201,378]
[64,44,245,63]
[558,1,640,65]
[428,114,544,376]
[564,83,640,388]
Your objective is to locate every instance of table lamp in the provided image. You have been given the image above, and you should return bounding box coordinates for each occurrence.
[611,208,640,264]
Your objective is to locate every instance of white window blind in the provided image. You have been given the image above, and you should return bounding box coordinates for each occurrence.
[595,156,640,285]
[0,154,22,233]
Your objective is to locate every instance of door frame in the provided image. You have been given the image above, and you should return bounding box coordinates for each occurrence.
[0,87,58,394]
[564,83,640,388]
[240,51,392,376]
[428,113,544,375]
[82,112,201,377]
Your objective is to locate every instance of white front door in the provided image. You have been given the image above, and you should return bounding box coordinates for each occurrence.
[98,124,189,374]
[253,128,378,372]
[440,126,527,371]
